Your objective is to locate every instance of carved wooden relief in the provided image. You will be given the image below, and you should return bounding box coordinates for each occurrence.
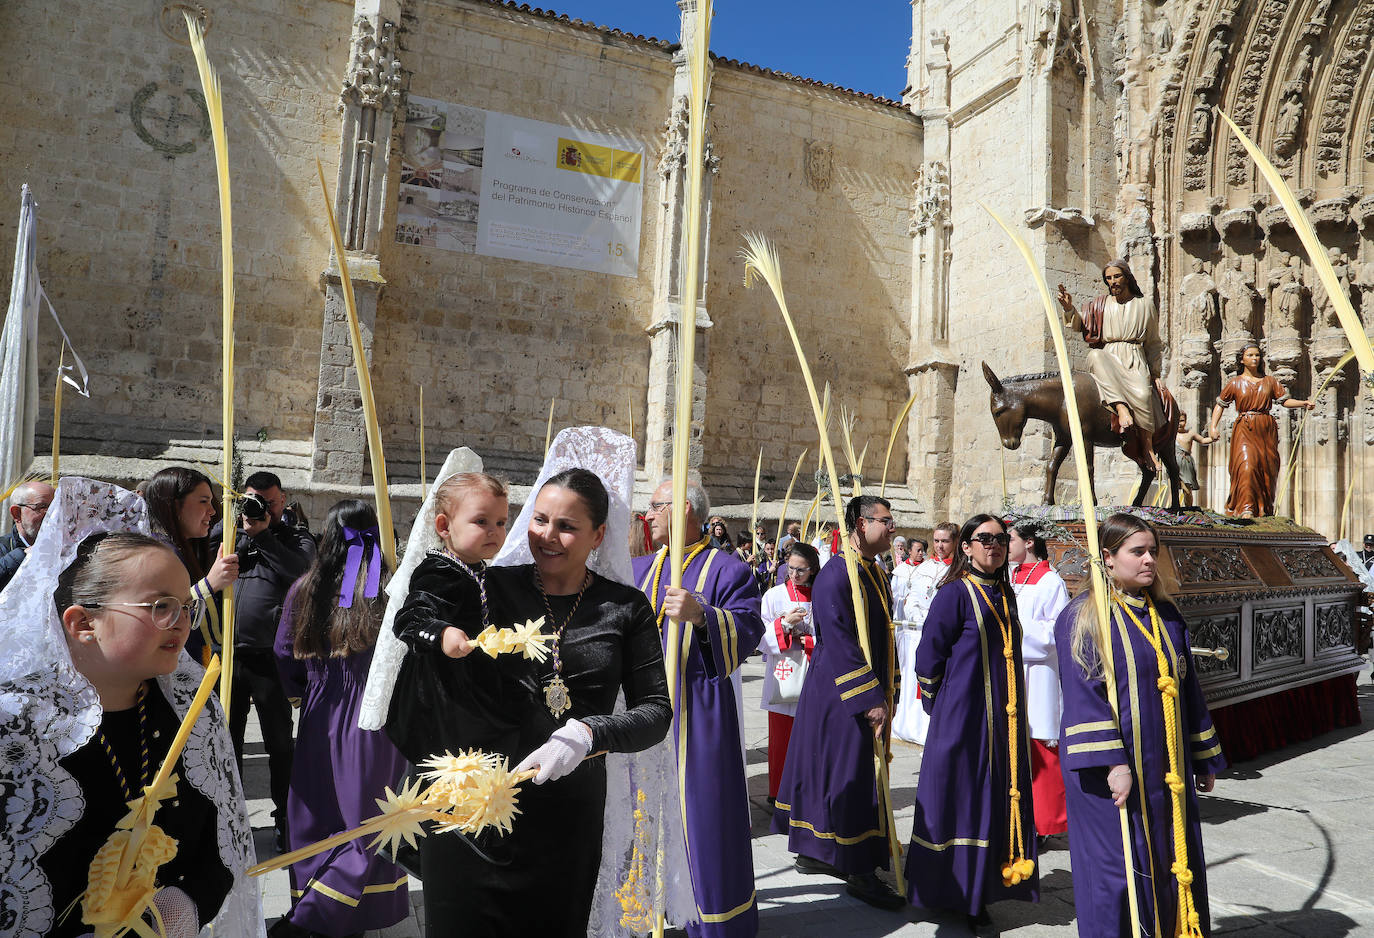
[1254,605,1304,662]
[1176,545,1257,583]
[1315,601,1355,650]
[1191,613,1241,677]
[1275,547,1342,579]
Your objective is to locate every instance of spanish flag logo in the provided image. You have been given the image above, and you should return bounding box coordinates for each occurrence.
[556,138,642,183]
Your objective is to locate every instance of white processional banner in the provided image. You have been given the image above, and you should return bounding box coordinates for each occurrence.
[396,97,643,278]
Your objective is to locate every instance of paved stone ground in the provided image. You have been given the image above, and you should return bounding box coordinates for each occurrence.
[245,658,1374,937]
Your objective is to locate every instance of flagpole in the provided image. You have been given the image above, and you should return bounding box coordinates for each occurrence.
[50,344,65,483]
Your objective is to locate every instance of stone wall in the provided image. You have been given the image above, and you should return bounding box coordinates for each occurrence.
[363,0,921,500]
[0,0,349,457]
[370,1,673,484]
[0,0,922,516]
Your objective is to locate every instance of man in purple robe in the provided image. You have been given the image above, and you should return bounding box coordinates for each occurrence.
[637,479,764,938]
[771,494,903,911]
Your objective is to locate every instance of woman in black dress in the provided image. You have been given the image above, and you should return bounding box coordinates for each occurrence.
[392,459,672,936]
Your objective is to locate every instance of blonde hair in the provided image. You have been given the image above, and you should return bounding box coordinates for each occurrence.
[1070,512,1175,679]
[434,472,508,518]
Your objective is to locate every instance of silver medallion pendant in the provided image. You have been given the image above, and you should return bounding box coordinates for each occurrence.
[545,675,571,718]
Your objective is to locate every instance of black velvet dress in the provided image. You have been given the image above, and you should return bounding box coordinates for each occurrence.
[390,558,671,937]
[40,681,233,938]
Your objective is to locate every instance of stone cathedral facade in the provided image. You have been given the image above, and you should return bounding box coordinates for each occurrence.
[908,0,1374,536]
[1,0,1369,535]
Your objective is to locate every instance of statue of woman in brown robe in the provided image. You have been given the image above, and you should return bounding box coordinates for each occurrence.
[1207,345,1314,518]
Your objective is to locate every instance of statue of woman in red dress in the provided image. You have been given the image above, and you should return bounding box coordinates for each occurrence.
[1207,345,1314,518]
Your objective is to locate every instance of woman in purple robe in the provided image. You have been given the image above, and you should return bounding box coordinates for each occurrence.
[271,499,408,938]
[907,513,1038,933]
[1055,513,1226,938]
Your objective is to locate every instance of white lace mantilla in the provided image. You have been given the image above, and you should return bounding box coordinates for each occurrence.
[0,477,263,938]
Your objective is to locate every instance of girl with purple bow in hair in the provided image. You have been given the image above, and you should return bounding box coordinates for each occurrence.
[271,499,407,938]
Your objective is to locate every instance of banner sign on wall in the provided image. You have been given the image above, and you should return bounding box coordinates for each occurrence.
[396,96,644,278]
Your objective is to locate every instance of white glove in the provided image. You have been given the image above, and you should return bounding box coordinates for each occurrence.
[152,885,200,938]
[514,719,593,784]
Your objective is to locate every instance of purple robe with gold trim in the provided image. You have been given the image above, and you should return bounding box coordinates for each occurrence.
[906,572,1039,913]
[1055,593,1227,937]
[634,545,764,938]
[770,554,895,874]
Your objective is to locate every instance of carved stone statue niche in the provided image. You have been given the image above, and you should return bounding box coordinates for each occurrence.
[1220,255,1258,343]
[1268,252,1306,332]
[1310,246,1352,330]
[1275,95,1305,158]
[1179,256,1219,387]
[1180,257,1219,334]
[1197,27,1230,91]
[1188,100,1213,155]
[1358,248,1374,326]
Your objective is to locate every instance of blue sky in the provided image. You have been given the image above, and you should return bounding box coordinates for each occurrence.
[541,1,913,99]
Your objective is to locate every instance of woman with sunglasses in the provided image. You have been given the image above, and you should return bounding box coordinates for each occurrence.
[907,514,1038,932]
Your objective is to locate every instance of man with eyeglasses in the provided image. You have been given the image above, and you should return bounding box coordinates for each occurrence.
[0,480,55,590]
[772,494,904,911]
[634,478,764,938]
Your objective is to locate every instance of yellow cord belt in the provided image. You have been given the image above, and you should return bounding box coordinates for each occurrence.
[970,578,1034,886]
[645,538,710,629]
[1120,597,1205,938]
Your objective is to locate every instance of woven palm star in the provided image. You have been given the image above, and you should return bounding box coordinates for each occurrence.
[510,617,551,662]
[367,778,429,856]
[419,749,498,795]
[454,761,522,836]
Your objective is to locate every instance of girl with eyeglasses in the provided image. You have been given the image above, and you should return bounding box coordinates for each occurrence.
[270,499,407,938]
[907,514,1038,932]
[0,505,251,938]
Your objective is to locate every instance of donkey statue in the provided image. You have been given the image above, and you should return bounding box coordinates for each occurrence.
[981,361,1183,508]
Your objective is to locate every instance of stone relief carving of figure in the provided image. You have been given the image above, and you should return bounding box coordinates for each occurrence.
[1179,257,1219,336]
[1310,246,1351,329]
[1187,100,1213,155]
[1357,250,1374,326]
[1198,28,1229,90]
[1153,16,1174,57]
[1284,44,1315,97]
[803,140,833,192]
[1268,252,1306,331]
[1274,95,1304,157]
[1216,254,1259,338]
